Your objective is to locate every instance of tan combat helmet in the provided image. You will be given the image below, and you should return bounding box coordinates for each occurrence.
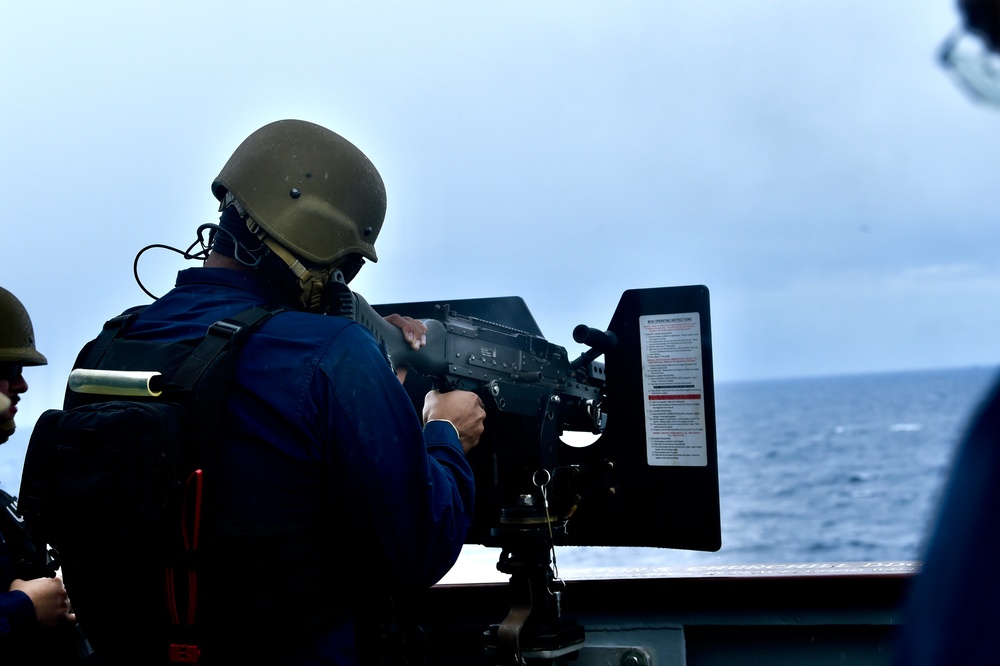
[211,120,387,311]
[0,287,45,443]
[0,286,47,367]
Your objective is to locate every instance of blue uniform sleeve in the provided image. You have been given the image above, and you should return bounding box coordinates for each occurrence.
[894,379,1000,664]
[0,589,36,636]
[317,323,475,590]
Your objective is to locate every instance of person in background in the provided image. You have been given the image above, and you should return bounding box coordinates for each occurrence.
[0,286,76,659]
[894,1,1000,663]
[51,119,486,665]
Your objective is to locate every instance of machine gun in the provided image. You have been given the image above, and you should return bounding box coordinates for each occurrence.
[347,290,611,528]
[334,283,723,665]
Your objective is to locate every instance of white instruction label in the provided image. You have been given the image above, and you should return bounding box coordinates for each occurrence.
[640,313,708,467]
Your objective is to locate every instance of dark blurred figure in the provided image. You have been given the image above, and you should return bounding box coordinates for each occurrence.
[895,3,1000,663]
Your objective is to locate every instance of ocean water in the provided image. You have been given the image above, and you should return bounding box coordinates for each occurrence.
[446,365,1000,582]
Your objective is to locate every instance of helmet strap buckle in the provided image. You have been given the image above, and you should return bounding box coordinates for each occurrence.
[256,231,333,313]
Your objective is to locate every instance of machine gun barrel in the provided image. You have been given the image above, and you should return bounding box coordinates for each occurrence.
[570,325,618,371]
[572,324,617,352]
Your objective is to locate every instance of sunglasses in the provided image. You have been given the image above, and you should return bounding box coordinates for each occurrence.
[0,363,24,382]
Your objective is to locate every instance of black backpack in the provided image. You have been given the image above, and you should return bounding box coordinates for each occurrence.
[18,305,279,666]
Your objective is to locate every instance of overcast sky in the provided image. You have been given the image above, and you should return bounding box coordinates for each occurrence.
[2,1,999,485]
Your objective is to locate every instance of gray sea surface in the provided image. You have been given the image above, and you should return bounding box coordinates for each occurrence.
[447,365,1000,582]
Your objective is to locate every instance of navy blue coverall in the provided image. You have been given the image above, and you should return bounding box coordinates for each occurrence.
[894,376,1000,664]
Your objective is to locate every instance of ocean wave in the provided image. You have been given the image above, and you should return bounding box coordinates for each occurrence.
[889,423,923,432]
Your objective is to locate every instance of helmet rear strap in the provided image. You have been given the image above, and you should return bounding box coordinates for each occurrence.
[249,221,332,312]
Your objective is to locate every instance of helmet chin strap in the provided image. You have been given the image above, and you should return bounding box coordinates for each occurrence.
[220,193,344,313]
[246,219,333,313]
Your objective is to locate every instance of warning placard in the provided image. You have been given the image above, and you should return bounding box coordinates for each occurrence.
[640,313,708,466]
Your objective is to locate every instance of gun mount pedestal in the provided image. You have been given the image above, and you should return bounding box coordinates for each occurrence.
[484,515,584,666]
